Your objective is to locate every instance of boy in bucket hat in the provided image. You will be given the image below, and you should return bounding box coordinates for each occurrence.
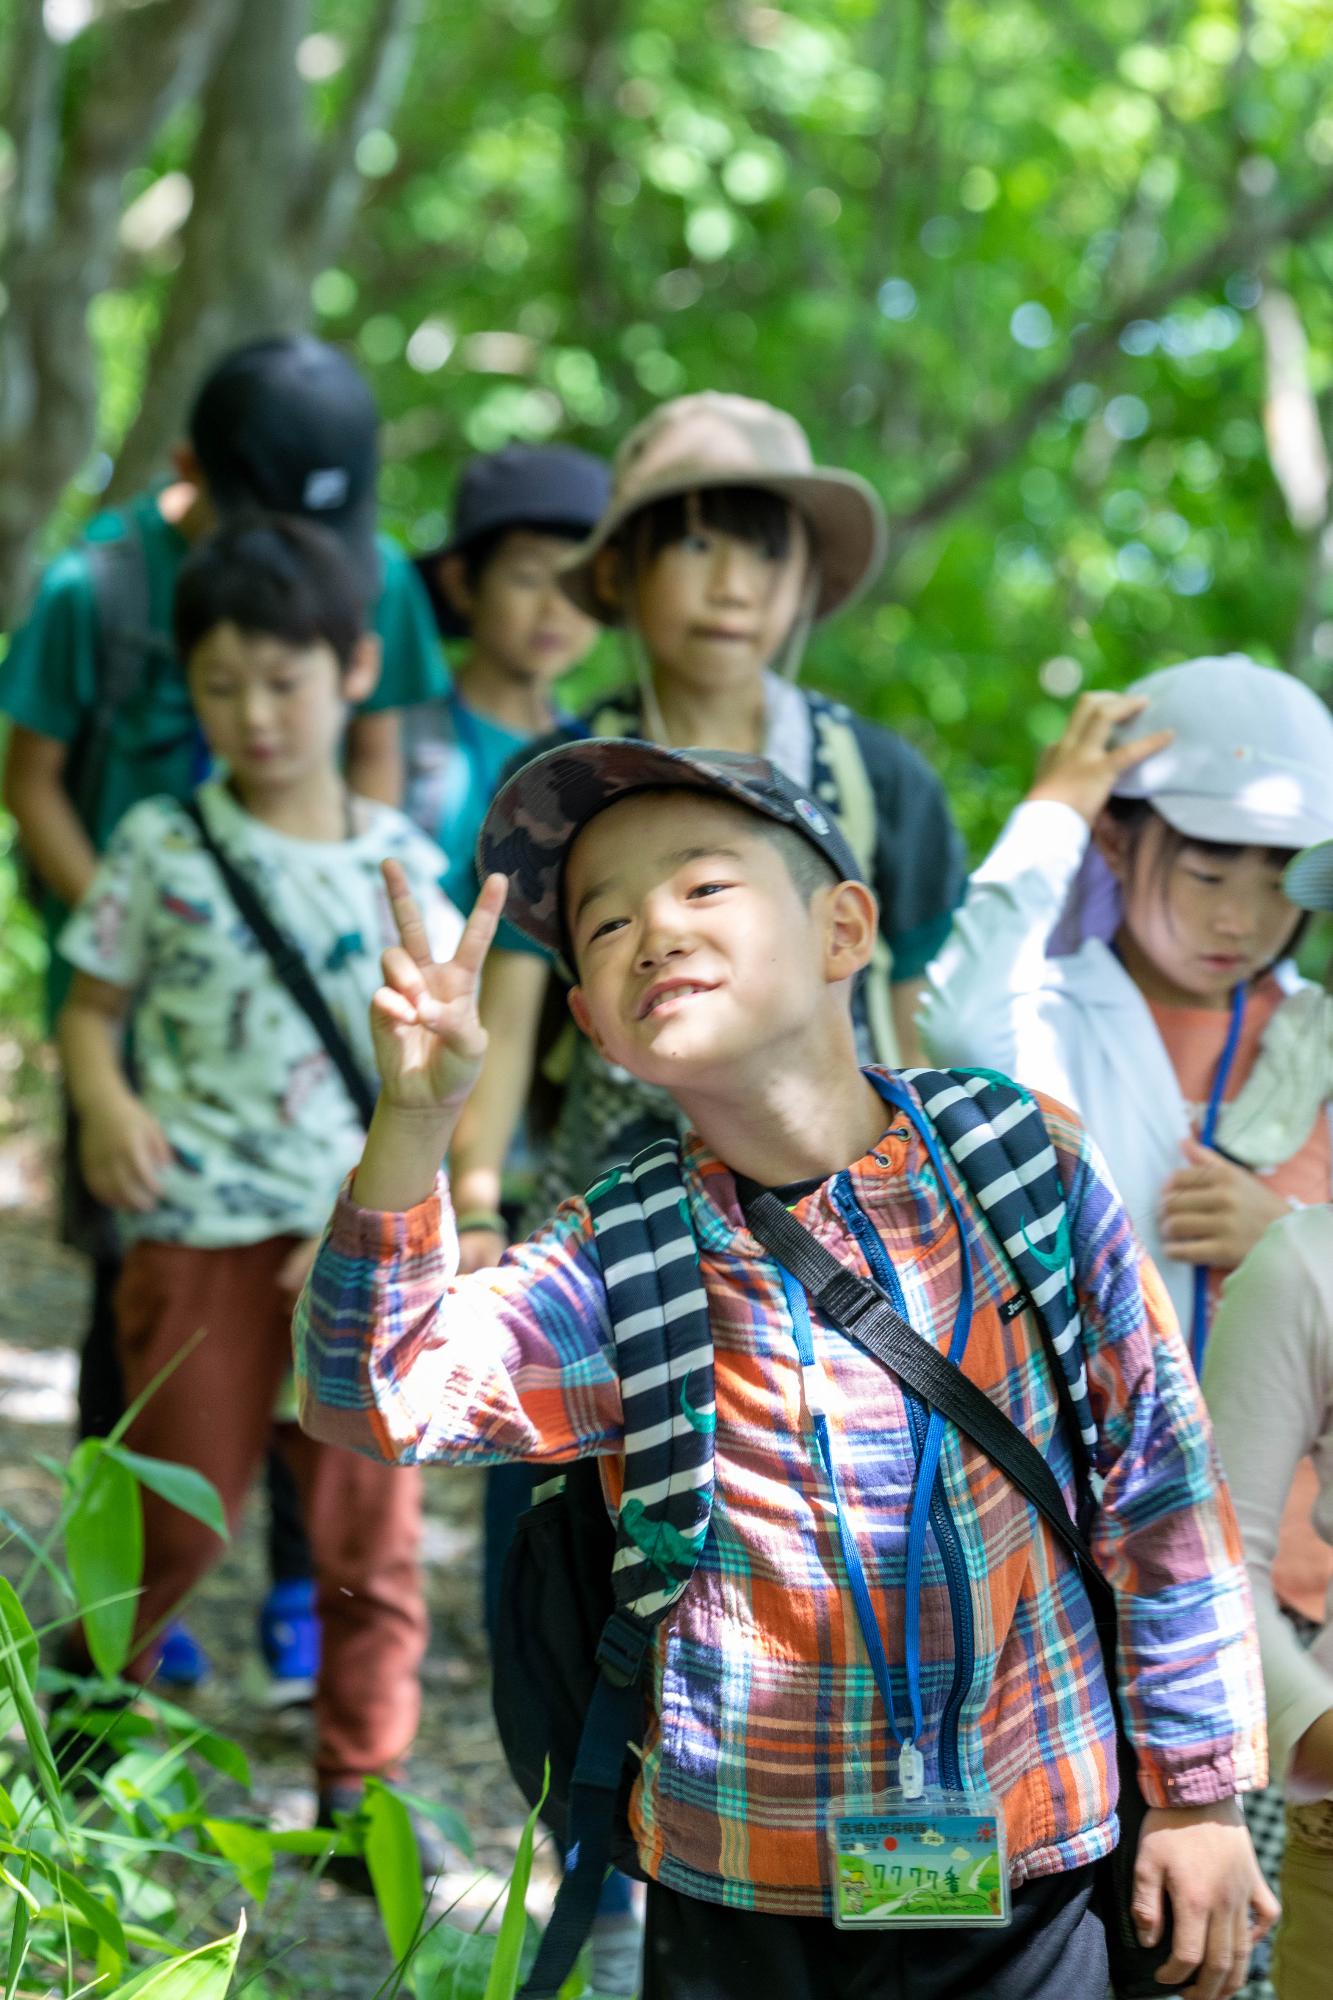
[448,391,966,1275]
[402,443,609,916]
[296,734,1274,2000]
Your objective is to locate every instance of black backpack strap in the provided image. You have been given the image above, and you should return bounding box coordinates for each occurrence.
[181,799,378,1130]
[522,1139,712,2000]
[66,534,163,831]
[742,1191,1113,1618]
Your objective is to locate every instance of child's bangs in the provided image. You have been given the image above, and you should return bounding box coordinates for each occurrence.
[634,484,798,562]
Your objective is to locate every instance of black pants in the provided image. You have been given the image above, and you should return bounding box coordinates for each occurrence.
[642,1864,1107,2000]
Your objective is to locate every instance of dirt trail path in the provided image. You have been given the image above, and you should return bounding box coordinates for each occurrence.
[0,1197,558,1995]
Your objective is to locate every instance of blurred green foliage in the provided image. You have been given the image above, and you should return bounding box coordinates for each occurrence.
[9,0,1333,974]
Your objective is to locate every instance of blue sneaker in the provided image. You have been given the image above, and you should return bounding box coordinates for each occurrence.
[155,1621,211,1688]
[258,1578,321,1707]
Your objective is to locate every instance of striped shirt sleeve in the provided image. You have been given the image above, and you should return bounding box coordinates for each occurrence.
[294,1175,623,1469]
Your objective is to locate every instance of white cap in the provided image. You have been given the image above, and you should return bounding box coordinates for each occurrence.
[1110,655,1333,851]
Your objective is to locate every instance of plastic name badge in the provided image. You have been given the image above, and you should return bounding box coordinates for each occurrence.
[831,1791,1010,1930]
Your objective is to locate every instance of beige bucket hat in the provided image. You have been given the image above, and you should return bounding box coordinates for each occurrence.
[557,391,888,623]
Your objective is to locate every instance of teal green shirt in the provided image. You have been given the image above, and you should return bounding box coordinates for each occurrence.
[0,488,446,1016]
[402,691,546,917]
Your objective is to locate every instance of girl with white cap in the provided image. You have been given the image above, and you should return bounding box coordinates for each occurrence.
[920,654,1333,1355]
[920,657,1333,1955]
[1206,837,1333,1998]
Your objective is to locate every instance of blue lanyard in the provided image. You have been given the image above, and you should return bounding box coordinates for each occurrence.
[1188,983,1247,1372]
[774,1075,975,1787]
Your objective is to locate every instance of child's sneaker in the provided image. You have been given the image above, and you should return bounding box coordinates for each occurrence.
[154,1621,210,1688]
[258,1578,321,1707]
[315,1784,449,1895]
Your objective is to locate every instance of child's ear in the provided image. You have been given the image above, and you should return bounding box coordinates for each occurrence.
[567,984,606,1056]
[342,635,382,707]
[1090,809,1130,880]
[823,880,879,983]
[591,544,622,613]
[438,554,472,623]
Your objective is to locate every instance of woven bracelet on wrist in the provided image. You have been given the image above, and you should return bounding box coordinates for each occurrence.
[455,1210,507,1237]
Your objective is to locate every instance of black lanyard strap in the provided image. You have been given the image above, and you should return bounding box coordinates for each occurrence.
[742,1190,1113,1619]
[183,799,379,1131]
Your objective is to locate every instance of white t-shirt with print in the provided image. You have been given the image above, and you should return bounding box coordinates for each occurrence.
[59,779,462,1248]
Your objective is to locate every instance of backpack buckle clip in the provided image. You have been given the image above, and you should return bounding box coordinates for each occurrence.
[596,1611,651,1689]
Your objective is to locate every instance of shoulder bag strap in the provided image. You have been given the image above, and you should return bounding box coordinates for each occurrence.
[743,1190,1113,1616]
[182,799,378,1130]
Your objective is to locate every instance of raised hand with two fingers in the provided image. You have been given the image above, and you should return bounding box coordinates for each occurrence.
[371,862,510,1113]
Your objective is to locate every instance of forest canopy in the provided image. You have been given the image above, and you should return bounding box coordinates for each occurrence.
[3,0,1333,863]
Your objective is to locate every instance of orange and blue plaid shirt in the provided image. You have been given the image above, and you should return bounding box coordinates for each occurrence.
[295,1081,1264,1916]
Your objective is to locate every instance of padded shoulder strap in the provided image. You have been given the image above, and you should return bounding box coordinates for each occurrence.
[65,533,164,831]
[901,1066,1099,1480]
[86,531,170,690]
[585,1137,715,1622]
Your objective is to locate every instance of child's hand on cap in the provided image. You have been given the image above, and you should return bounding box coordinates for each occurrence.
[373,863,508,1113]
[1029,690,1174,826]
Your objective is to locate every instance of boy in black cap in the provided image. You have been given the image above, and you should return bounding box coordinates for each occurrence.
[296,737,1274,2000]
[403,443,609,916]
[0,333,443,1692]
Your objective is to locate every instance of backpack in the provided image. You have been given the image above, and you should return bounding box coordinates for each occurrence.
[15,529,174,913]
[495,1067,1094,2000]
[66,531,176,839]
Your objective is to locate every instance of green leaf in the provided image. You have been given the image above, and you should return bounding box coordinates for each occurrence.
[132,1691,250,1786]
[0,1862,39,1913]
[38,1856,128,1971]
[203,1819,274,1906]
[64,1440,143,1678]
[408,1924,495,2000]
[108,1861,179,1925]
[103,1912,245,1996]
[0,1506,76,1604]
[363,1778,425,1961]
[266,1826,357,1857]
[392,1786,475,1860]
[105,1449,228,1544]
[0,1579,36,1742]
[4,1855,32,1995]
[484,1764,548,2000]
[105,1744,200,1818]
[0,1579,67,1835]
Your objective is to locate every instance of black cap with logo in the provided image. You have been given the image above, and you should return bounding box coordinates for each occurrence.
[189,335,380,599]
[478,737,864,968]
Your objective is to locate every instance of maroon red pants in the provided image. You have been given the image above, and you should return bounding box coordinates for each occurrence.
[95,1235,426,1788]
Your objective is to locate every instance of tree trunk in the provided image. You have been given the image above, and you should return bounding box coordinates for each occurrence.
[109,0,425,503]
[0,0,238,622]
[104,0,312,504]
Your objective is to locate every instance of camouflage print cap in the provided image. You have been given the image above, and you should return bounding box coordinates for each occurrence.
[477,737,865,964]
